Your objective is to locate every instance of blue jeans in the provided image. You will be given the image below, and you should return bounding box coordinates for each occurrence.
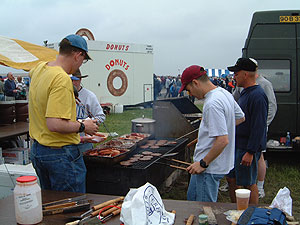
[187,173,225,202]
[30,141,87,193]
[78,143,93,154]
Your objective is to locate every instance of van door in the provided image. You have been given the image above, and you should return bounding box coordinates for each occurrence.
[243,22,297,138]
[297,23,300,137]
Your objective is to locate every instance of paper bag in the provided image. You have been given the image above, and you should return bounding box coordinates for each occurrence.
[120,182,175,225]
[269,187,292,216]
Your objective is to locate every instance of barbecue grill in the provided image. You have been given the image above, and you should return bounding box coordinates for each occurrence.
[85,97,201,196]
[153,97,201,141]
[85,137,188,196]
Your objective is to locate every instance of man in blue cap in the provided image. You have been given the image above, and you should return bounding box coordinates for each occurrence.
[29,34,98,193]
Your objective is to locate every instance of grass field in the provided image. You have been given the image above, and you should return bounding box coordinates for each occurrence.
[98,106,300,219]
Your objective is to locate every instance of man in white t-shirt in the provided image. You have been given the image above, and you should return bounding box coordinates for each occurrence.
[179,65,245,202]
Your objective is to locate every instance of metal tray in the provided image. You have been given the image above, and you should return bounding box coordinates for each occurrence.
[83,147,132,165]
[103,138,137,149]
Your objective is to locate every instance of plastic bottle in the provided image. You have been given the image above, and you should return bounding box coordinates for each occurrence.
[198,214,208,225]
[286,132,291,146]
[14,176,43,224]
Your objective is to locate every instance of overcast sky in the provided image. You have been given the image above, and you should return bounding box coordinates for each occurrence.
[1,0,299,76]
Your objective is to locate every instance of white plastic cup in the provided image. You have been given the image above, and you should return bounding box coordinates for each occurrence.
[235,189,251,210]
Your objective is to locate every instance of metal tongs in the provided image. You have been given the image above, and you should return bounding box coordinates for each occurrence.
[42,195,91,215]
[75,96,118,137]
[156,153,192,171]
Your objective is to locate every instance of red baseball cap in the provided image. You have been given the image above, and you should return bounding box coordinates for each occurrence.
[179,65,207,93]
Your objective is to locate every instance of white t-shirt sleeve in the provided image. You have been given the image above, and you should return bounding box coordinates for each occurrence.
[207,103,228,138]
[234,100,245,119]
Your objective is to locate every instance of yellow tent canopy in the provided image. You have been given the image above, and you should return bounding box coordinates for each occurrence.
[0,36,58,71]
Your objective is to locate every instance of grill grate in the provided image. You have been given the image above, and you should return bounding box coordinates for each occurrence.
[117,138,187,169]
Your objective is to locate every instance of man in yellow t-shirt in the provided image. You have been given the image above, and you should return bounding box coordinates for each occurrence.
[29,34,98,193]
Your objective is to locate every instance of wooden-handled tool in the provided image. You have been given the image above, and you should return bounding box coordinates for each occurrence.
[155,161,188,171]
[43,195,86,208]
[100,208,121,223]
[88,196,124,219]
[43,202,76,210]
[100,203,122,217]
[187,138,198,148]
[92,196,124,211]
[171,159,191,166]
[175,129,199,141]
[169,164,188,171]
[186,214,195,225]
[43,201,90,216]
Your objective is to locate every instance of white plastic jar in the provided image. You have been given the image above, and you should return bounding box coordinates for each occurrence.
[14,176,43,224]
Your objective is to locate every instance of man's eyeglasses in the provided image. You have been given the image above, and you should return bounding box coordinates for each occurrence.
[80,52,89,64]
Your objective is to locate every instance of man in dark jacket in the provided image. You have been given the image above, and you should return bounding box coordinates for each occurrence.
[227,58,268,205]
[4,72,17,100]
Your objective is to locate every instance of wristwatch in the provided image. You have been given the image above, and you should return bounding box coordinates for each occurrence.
[200,159,209,168]
[78,122,85,133]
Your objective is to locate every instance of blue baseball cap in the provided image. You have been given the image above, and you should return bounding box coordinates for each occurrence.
[65,34,92,60]
[71,76,80,81]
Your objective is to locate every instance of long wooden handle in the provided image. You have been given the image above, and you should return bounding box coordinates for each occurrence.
[44,202,76,210]
[112,208,121,216]
[100,204,122,217]
[92,196,124,211]
[65,220,80,225]
[92,202,122,217]
[171,159,191,166]
[170,164,187,171]
[187,138,198,147]
[186,214,194,225]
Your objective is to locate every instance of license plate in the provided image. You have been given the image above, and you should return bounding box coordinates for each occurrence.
[280,15,300,23]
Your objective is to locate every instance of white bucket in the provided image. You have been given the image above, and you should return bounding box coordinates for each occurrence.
[114,104,124,113]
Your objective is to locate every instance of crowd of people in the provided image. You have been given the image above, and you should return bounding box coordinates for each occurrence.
[153,73,236,101]
[0,72,28,101]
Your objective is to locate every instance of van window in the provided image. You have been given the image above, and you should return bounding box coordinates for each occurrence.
[257,59,290,92]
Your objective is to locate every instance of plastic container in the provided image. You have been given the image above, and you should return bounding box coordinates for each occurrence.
[198,214,208,225]
[235,189,251,210]
[14,176,43,224]
[114,104,124,113]
[286,132,291,146]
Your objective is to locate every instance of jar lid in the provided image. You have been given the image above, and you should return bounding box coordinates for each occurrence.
[199,214,208,219]
[16,176,37,183]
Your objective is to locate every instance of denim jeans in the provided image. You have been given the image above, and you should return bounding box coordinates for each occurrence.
[30,141,87,193]
[78,143,93,154]
[187,172,225,202]
[227,148,261,186]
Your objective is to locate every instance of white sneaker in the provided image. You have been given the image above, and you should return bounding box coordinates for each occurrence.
[258,189,265,198]
[219,183,229,192]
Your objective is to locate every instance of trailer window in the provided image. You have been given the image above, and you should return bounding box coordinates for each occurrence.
[257,60,290,92]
